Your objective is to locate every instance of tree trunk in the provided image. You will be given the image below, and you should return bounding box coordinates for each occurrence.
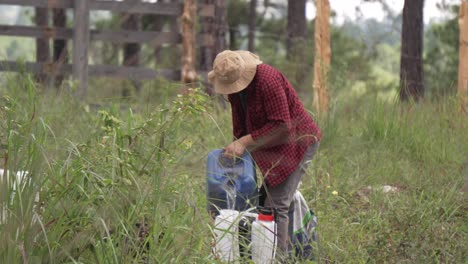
[287,0,306,58]
[53,8,67,87]
[35,7,50,85]
[248,0,257,52]
[459,2,468,112]
[229,28,237,50]
[399,0,425,102]
[181,0,197,85]
[312,0,331,116]
[121,9,141,96]
[287,0,307,86]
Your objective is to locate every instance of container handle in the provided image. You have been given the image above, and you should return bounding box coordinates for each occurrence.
[218,150,242,167]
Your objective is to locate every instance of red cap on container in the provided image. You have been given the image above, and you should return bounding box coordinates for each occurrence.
[257,214,274,222]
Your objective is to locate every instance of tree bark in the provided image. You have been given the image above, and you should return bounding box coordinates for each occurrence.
[181,0,197,85]
[287,0,307,58]
[248,0,257,52]
[53,8,67,87]
[399,0,425,102]
[229,27,237,50]
[312,0,331,116]
[35,7,50,84]
[287,0,307,85]
[459,2,468,112]
[121,7,141,95]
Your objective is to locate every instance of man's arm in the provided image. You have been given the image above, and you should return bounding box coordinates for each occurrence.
[224,134,255,157]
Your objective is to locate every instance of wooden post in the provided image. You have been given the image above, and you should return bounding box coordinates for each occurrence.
[312,0,331,116]
[181,0,197,85]
[459,2,468,112]
[73,0,90,98]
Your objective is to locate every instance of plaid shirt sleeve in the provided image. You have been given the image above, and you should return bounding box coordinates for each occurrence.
[250,70,292,147]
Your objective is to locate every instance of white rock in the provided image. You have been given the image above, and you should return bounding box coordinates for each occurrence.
[381,185,399,193]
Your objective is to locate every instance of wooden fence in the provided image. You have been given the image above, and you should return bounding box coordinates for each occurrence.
[0,0,217,97]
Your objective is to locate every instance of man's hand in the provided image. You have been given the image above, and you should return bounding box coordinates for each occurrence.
[223,134,255,158]
[224,139,246,158]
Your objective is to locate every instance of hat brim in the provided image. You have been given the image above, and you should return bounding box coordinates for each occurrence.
[209,50,262,95]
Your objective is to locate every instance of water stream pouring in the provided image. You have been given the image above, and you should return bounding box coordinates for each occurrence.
[225,177,237,210]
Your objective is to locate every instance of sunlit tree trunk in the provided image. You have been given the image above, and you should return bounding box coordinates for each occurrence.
[35,7,50,85]
[459,2,468,112]
[399,0,425,102]
[312,0,331,116]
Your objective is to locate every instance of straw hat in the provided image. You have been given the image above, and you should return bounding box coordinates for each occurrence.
[208,50,263,95]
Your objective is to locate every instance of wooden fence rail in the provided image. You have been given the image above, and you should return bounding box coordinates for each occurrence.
[0,0,214,16]
[0,25,181,45]
[0,61,180,80]
[0,0,217,97]
[0,0,182,15]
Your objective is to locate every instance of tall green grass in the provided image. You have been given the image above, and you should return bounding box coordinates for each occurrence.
[0,74,217,263]
[304,97,466,263]
[0,73,466,263]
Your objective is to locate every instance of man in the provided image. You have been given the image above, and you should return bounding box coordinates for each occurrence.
[208,50,322,259]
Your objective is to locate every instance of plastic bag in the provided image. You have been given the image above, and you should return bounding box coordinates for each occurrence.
[288,190,318,260]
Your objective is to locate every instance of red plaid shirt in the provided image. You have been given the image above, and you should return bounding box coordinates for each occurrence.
[228,64,321,187]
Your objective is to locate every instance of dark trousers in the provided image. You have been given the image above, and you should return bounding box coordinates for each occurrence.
[262,142,319,257]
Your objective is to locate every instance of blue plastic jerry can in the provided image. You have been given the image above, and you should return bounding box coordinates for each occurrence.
[206,149,258,217]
